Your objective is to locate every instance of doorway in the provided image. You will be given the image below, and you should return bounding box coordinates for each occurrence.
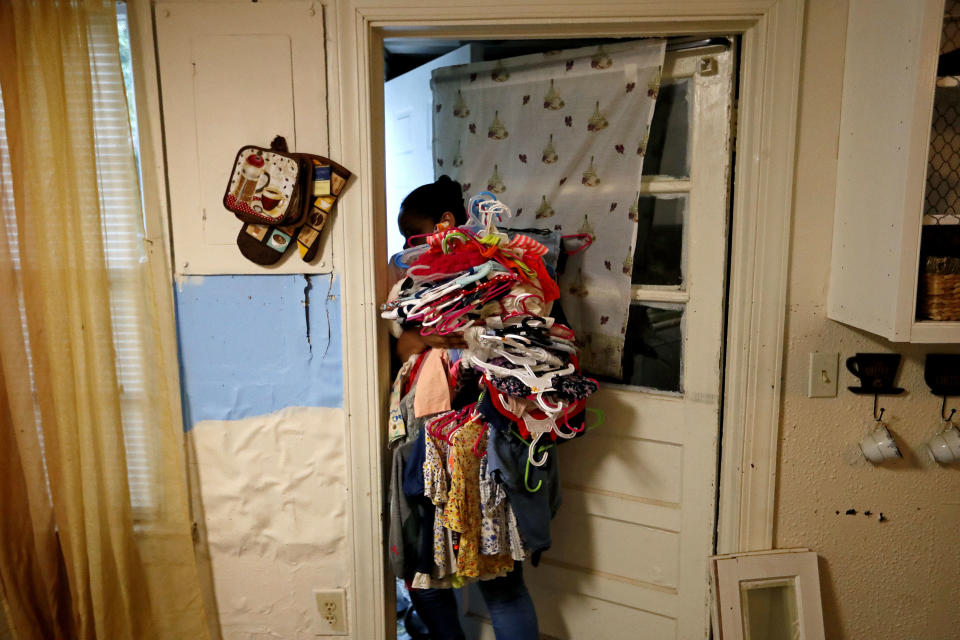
[382,37,737,639]
[330,3,802,638]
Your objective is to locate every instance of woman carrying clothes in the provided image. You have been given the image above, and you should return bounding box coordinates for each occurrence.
[387,176,540,640]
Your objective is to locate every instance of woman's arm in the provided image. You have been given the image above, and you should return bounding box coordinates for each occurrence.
[395,328,467,362]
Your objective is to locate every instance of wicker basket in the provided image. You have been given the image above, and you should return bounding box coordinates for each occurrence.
[920,272,960,320]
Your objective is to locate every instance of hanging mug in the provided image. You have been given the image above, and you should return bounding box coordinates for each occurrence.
[925,422,960,464]
[859,423,902,464]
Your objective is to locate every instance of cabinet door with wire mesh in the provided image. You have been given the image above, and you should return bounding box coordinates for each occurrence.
[514,45,737,640]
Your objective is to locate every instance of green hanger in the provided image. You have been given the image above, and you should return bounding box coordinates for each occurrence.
[524,457,543,493]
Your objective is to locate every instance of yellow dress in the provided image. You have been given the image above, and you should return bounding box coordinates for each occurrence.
[440,419,514,579]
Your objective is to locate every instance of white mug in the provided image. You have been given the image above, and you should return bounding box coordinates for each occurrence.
[924,423,960,464]
[859,424,902,464]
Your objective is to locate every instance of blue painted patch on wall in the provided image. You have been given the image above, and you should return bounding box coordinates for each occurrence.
[174,274,344,430]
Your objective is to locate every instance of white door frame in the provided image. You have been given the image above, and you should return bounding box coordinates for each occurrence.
[327,1,803,637]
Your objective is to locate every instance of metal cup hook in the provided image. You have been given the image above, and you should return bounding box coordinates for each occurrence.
[873,394,885,422]
[942,396,956,422]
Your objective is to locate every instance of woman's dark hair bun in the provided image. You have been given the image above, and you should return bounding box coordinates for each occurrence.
[400,175,468,225]
[435,175,462,193]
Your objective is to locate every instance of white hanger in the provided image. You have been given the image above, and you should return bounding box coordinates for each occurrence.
[527,433,550,467]
[468,355,575,399]
[523,409,577,441]
[469,193,513,242]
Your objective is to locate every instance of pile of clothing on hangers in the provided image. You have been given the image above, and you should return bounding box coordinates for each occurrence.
[384,194,601,589]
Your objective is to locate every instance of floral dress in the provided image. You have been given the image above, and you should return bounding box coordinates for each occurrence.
[439,419,514,579]
[479,456,526,561]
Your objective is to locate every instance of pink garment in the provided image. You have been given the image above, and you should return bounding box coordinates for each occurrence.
[414,348,452,418]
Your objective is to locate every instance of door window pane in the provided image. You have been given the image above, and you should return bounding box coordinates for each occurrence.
[632,194,686,286]
[619,302,683,391]
[641,80,691,178]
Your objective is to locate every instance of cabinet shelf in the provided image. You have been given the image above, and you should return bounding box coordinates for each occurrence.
[908,321,960,343]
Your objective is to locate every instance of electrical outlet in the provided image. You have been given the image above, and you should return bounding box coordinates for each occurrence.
[314,588,347,635]
[808,352,838,397]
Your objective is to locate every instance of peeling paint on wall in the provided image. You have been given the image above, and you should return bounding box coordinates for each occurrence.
[174,274,344,429]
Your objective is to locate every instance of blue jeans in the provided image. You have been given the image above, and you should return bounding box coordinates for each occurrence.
[407,563,539,640]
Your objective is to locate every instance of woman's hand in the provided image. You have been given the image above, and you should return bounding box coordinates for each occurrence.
[396,328,467,361]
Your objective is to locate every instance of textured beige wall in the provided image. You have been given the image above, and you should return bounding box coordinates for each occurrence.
[776,1,960,638]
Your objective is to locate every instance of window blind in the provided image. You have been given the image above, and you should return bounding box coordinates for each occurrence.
[0,3,156,512]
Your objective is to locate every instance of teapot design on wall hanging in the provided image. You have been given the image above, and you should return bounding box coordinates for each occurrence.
[541,134,558,164]
[535,195,555,219]
[582,156,600,186]
[587,101,609,132]
[487,164,507,194]
[453,90,470,118]
[488,111,509,140]
[543,79,565,110]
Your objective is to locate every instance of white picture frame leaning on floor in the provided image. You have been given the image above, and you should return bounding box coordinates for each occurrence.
[711,549,826,640]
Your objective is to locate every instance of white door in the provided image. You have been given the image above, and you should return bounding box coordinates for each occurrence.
[384,44,475,256]
[465,45,736,640]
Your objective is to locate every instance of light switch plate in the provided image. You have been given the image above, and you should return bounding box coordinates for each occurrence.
[808,352,838,397]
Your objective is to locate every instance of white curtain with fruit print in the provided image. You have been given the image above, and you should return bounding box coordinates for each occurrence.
[432,40,666,378]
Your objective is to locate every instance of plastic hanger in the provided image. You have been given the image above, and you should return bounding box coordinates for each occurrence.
[550,323,576,341]
[533,393,567,416]
[440,408,474,444]
[427,410,456,439]
[428,405,471,440]
[468,355,574,395]
[527,433,550,467]
[524,457,543,492]
[554,405,586,437]
[440,229,478,254]
[522,411,573,440]
[477,335,565,370]
[560,233,595,256]
[508,343,565,368]
[419,275,517,335]
[390,243,430,269]
[502,292,545,320]
[584,407,605,432]
[454,261,494,286]
[443,417,467,444]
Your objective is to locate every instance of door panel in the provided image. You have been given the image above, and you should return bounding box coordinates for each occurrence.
[193,35,296,247]
[560,431,685,505]
[527,580,678,640]
[475,47,733,640]
[549,509,681,588]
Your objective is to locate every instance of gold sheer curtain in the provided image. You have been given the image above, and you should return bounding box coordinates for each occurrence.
[0,2,210,638]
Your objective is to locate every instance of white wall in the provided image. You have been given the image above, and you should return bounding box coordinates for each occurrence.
[384,44,475,256]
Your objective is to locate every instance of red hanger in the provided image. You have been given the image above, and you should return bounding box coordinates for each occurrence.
[561,233,594,256]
